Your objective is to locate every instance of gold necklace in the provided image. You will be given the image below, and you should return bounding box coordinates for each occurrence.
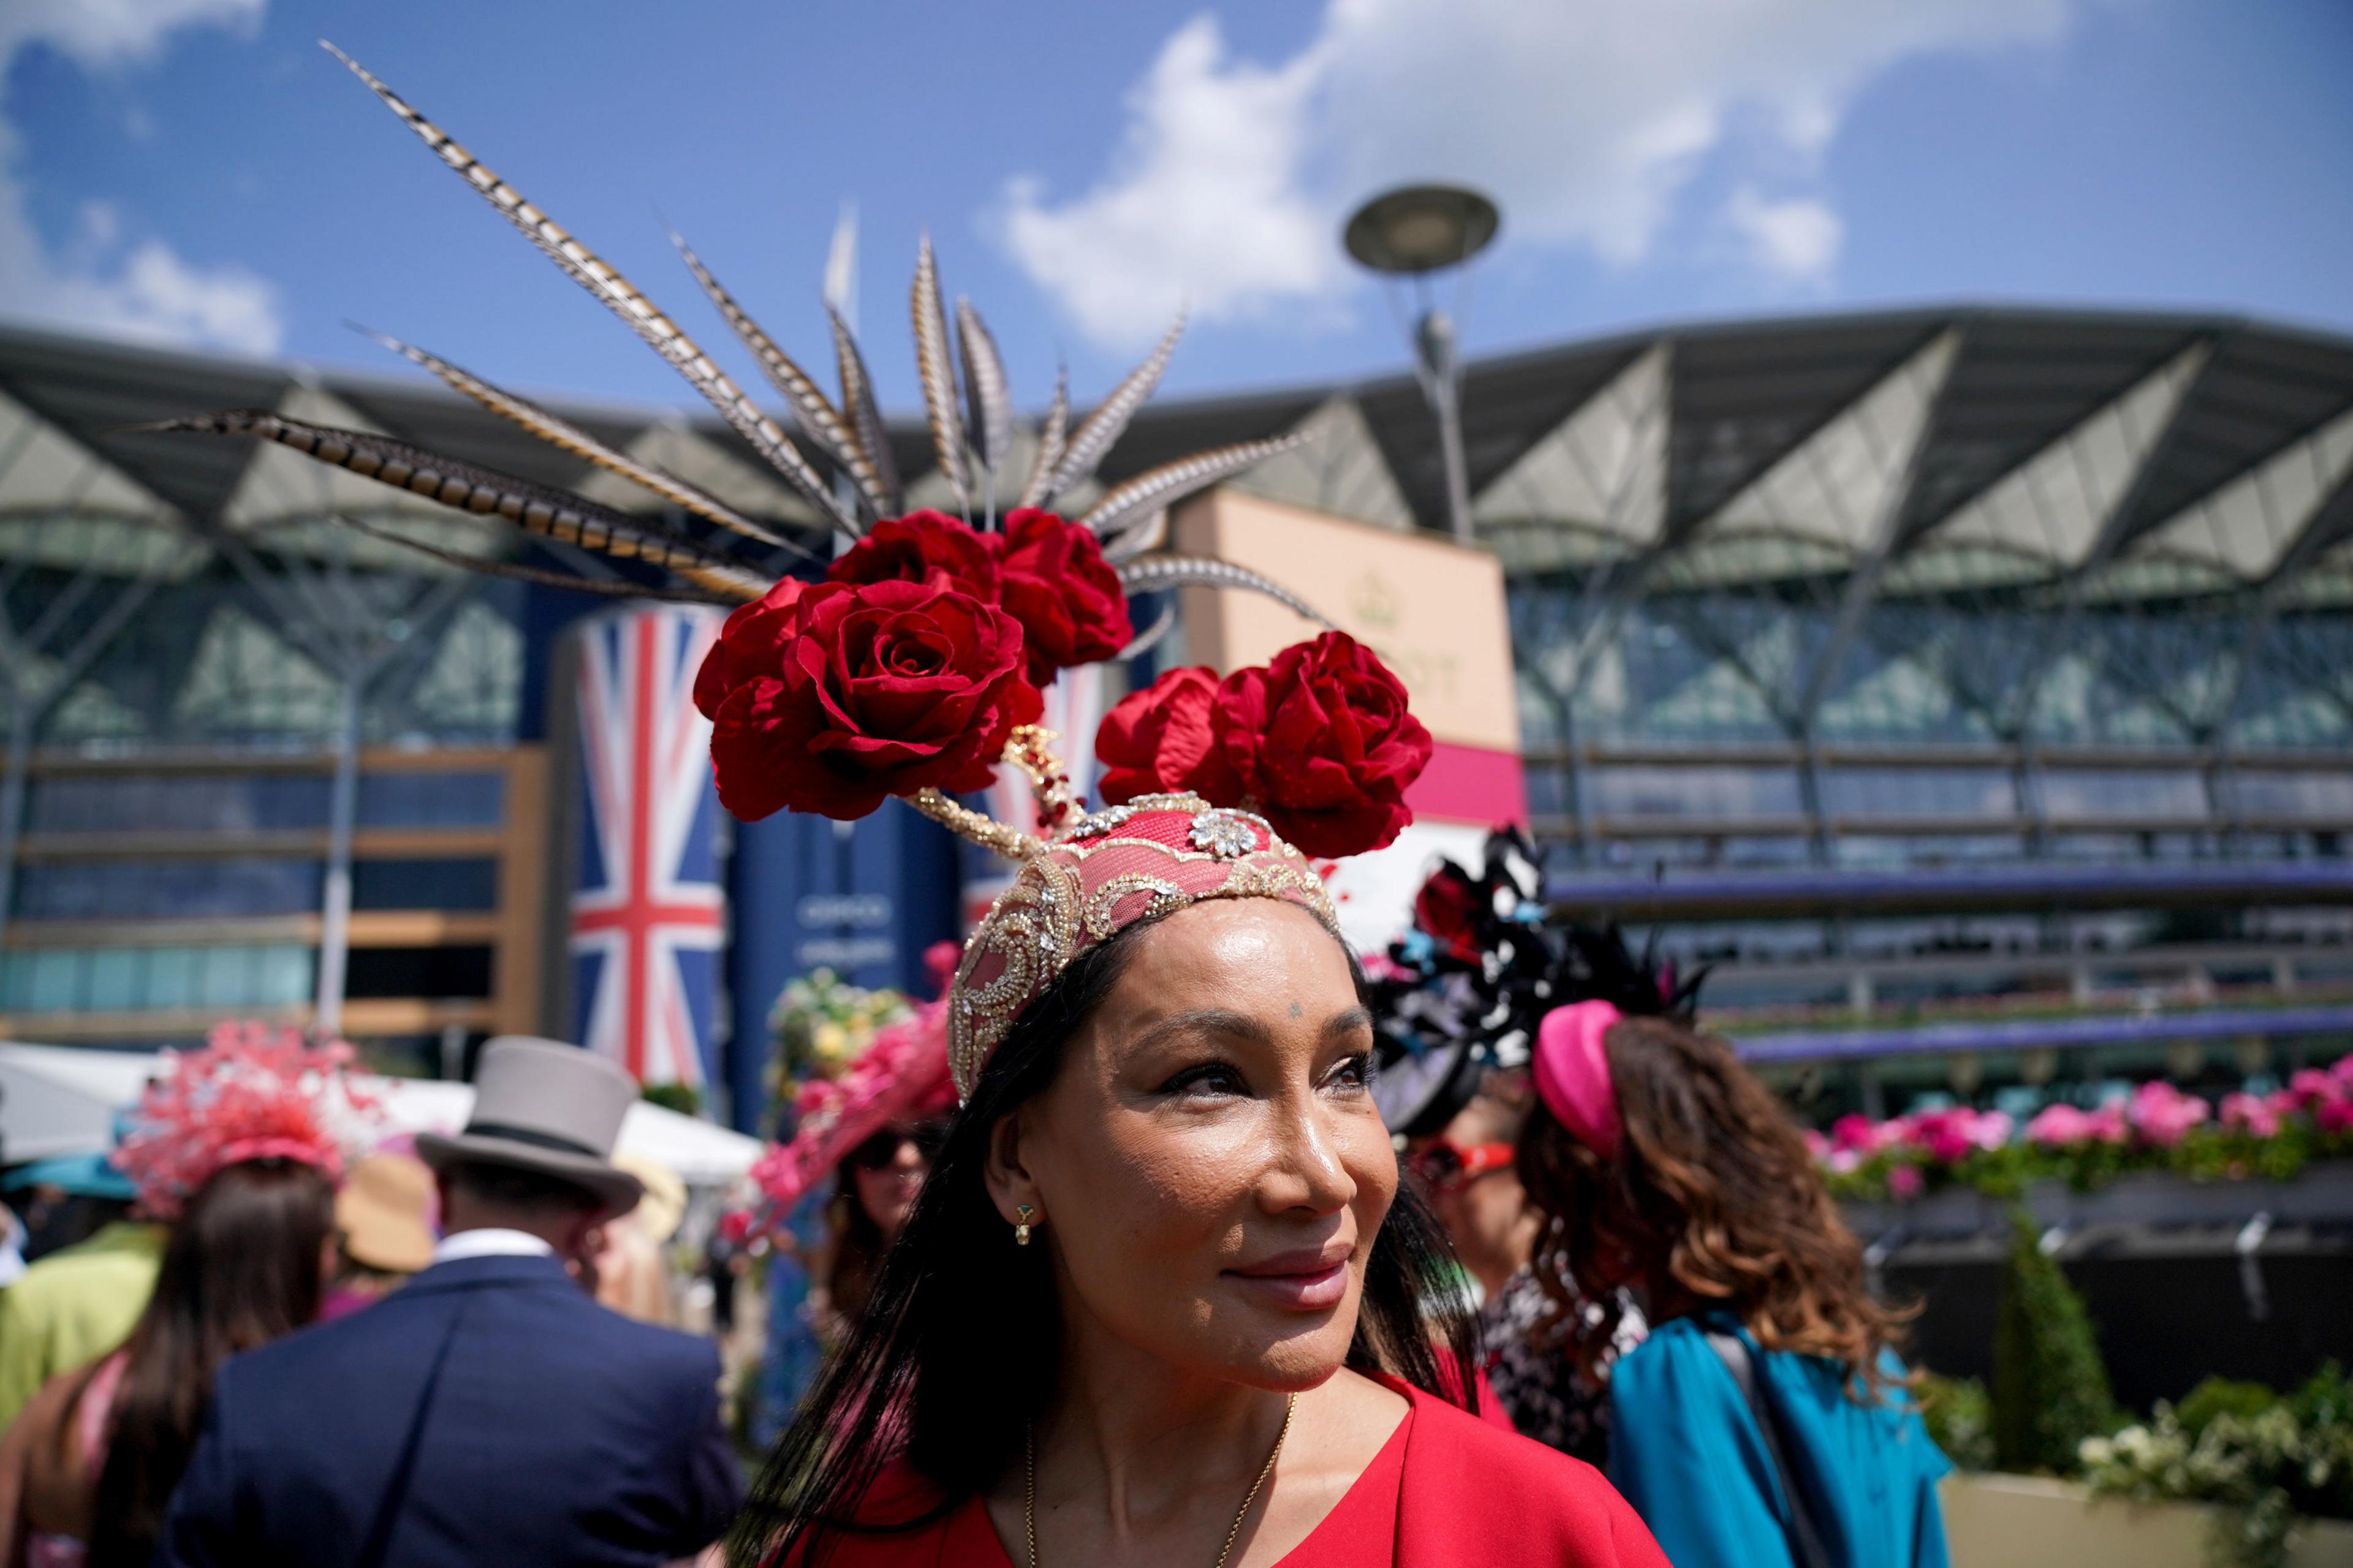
[1024,1392,1298,1568]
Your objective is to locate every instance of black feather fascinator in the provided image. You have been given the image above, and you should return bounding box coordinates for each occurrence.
[1370,829,1703,1137]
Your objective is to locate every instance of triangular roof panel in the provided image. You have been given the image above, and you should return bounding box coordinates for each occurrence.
[1925,342,2208,565]
[2113,328,2353,539]
[2126,403,2353,580]
[1472,344,1667,547]
[1895,318,2202,542]
[1700,330,1958,554]
[1232,396,1414,530]
[0,388,177,523]
[1667,314,1946,531]
[0,388,193,577]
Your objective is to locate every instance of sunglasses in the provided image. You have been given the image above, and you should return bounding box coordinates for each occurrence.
[846,1126,945,1172]
[1405,1139,1517,1195]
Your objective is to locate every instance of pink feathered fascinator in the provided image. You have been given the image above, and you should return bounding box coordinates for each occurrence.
[728,944,961,1243]
[112,1020,381,1219]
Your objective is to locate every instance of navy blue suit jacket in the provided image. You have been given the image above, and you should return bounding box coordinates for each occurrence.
[155,1254,743,1567]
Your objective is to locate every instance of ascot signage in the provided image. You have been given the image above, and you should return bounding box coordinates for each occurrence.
[1169,490,1524,822]
[1169,490,1526,950]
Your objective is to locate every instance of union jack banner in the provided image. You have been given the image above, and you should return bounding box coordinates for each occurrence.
[569,604,727,1088]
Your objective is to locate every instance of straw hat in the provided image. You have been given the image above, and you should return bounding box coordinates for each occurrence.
[611,1151,685,1245]
[336,1153,436,1274]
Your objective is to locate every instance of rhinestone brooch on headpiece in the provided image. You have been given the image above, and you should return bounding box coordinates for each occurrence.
[945,794,1341,1099]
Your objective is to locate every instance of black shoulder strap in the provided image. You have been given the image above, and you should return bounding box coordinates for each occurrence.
[1706,1330,1836,1568]
[352,1295,474,1568]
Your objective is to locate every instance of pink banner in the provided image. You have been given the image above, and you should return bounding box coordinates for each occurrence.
[1404,740,1527,828]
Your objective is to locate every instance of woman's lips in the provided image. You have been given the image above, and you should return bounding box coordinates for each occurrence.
[1223,1252,1351,1312]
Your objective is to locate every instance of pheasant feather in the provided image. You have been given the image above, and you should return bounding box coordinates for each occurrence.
[911,236,969,510]
[355,327,795,551]
[142,409,772,596]
[1017,366,1069,510]
[669,233,889,515]
[956,298,1012,476]
[1113,553,1335,630]
[1048,315,1183,502]
[1100,508,1169,564]
[320,43,858,537]
[1078,433,1308,540]
[827,303,902,516]
[336,514,752,604]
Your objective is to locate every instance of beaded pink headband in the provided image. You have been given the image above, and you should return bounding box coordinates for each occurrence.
[947,794,1339,1099]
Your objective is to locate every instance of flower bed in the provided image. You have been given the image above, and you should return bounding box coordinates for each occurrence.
[1813,1052,2353,1206]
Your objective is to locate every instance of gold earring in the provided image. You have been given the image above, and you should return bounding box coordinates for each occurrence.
[1014,1204,1035,1246]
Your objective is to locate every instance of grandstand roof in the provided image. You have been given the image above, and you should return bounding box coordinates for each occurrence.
[4,304,2352,589]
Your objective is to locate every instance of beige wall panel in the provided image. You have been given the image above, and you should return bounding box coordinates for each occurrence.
[1171,491,1521,755]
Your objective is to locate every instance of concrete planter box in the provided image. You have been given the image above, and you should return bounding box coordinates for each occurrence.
[1942,1472,2353,1568]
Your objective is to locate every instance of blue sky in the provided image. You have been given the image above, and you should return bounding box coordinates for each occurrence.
[4,0,2349,417]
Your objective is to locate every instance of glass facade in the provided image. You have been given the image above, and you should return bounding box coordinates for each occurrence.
[25,770,505,835]
[6,310,2351,1094]
[0,944,314,1013]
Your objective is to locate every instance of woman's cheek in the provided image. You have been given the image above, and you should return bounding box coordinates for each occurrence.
[1344,1119,1401,1223]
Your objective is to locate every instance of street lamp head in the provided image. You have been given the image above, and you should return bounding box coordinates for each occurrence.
[1343,184,1501,276]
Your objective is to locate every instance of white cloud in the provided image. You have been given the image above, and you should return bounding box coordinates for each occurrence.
[0,0,263,72]
[0,0,283,355]
[1001,16,1340,349]
[1724,187,1844,282]
[1001,0,2090,347]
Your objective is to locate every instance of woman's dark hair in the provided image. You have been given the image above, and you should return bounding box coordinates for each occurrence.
[89,1156,335,1567]
[730,915,1478,1566]
[1517,1013,1909,1399]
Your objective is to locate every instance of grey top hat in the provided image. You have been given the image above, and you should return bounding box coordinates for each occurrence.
[415,1038,644,1216]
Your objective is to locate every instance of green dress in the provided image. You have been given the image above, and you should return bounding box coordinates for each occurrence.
[0,1222,164,1430]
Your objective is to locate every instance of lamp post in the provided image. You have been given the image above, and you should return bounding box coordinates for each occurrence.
[1343,184,1499,543]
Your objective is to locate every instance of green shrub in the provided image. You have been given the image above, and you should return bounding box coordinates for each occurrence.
[640,1081,702,1117]
[2082,1364,2353,1568]
[1990,1206,2118,1473]
[2178,1377,2280,1437]
[1918,1373,1995,1471]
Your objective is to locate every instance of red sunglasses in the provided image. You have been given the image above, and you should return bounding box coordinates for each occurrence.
[1406,1140,1517,1194]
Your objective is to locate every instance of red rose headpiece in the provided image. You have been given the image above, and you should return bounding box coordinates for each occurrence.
[1095,632,1433,859]
[112,1021,381,1219]
[148,49,1436,1105]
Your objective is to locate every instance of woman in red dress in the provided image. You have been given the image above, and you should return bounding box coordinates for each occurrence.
[732,873,1668,1568]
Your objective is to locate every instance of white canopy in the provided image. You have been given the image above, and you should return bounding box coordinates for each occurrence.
[0,1041,761,1189]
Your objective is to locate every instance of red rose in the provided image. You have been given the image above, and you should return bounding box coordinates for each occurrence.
[1211,632,1431,858]
[1413,861,1485,965]
[1095,666,1243,805]
[694,576,810,720]
[697,578,1041,821]
[997,507,1132,683]
[827,510,1000,597]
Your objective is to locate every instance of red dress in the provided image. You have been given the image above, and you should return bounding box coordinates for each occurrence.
[789,1380,1668,1566]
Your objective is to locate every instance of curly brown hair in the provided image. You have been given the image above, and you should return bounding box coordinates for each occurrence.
[1517,1014,1908,1396]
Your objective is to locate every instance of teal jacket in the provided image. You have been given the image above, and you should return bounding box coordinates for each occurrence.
[1607,1315,1952,1568]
